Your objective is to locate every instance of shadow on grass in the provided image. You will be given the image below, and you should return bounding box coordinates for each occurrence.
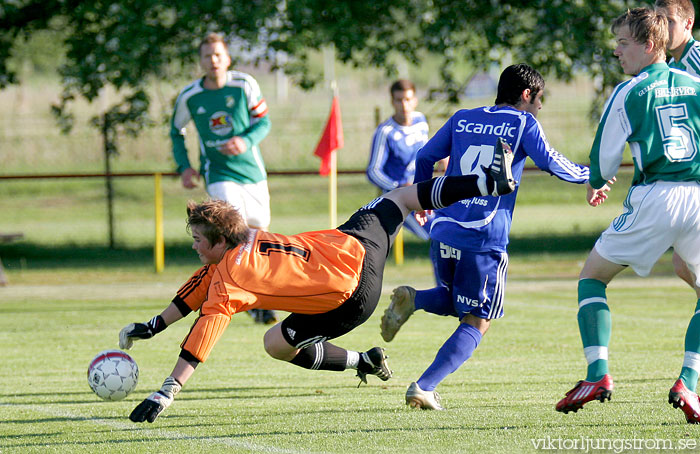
[0,241,200,270]
[507,232,599,254]
[401,232,599,258]
[0,232,600,270]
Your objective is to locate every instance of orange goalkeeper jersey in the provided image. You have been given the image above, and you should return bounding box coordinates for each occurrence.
[172,265,216,314]
[189,229,366,316]
[180,229,365,362]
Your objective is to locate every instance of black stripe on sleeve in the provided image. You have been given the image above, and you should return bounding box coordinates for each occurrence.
[172,295,193,317]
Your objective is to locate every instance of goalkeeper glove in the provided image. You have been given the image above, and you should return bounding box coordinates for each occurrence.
[129,376,182,423]
[119,315,166,350]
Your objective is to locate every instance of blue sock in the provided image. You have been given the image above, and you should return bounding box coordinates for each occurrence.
[415,287,456,316]
[417,323,482,391]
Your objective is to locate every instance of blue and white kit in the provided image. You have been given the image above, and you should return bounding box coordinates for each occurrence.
[415,105,590,318]
[368,111,431,239]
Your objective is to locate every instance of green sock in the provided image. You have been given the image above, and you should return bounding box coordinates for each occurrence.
[680,299,700,392]
[577,279,611,382]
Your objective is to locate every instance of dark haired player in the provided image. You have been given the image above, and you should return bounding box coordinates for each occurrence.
[381,63,609,410]
[368,79,433,239]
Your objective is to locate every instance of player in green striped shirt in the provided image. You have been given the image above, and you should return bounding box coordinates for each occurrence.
[657,0,700,75]
[171,33,276,324]
[556,8,700,424]
[656,0,700,316]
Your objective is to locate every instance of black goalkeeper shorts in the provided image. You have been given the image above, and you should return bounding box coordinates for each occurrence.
[280,197,404,348]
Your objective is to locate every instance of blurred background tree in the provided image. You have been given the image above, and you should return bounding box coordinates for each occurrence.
[1,0,638,139]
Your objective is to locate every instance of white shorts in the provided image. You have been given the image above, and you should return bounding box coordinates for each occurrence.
[207,180,271,229]
[594,181,700,285]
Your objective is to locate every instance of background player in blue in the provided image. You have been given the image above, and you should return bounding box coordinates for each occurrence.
[367,79,433,240]
[380,64,611,410]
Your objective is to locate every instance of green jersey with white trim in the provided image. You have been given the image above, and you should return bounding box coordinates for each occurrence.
[589,63,700,189]
[669,37,700,77]
[171,70,271,185]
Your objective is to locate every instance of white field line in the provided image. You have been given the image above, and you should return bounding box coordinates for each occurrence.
[0,402,308,454]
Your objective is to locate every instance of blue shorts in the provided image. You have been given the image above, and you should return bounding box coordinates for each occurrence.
[430,241,508,319]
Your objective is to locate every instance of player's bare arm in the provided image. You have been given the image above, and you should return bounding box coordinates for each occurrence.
[180,167,200,189]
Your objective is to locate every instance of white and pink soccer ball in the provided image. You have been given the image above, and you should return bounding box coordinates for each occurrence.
[87,349,139,401]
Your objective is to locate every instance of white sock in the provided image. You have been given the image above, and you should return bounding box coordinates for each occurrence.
[684,351,700,371]
[346,351,360,369]
[584,346,608,364]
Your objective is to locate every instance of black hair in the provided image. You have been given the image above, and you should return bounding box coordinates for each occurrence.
[494,64,545,106]
[390,79,416,96]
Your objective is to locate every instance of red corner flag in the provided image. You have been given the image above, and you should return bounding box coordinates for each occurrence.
[314,96,344,175]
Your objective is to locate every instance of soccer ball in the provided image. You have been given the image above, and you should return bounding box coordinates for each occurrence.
[87,349,139,401]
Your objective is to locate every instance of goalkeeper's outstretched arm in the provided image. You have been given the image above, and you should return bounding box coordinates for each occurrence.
[119,302,186,350]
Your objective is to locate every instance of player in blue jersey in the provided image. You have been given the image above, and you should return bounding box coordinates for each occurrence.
[367,80,433,240]
[555,8,700,424]
[656,0,700,302]
[380,63,611,410]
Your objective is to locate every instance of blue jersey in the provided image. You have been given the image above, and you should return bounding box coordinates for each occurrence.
[415,105,590,252]
[367,111,429,191]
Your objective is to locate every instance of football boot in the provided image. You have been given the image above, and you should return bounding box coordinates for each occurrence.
[555,374,614,413]
[380,286,416,342]
[406,382,445,411]
[669,379,700,424]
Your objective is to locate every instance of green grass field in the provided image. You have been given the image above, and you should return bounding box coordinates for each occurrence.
[2,170,700,453]
[0,65,695,452]
[2,260,700,453]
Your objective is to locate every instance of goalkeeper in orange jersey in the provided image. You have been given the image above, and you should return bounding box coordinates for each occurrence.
[120,138,529,423]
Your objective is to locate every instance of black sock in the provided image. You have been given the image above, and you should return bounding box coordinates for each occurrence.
[416,175,491,209]
[290,342,347,371]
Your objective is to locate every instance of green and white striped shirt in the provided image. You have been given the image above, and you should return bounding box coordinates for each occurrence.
[171,70,271,185]
[589,63,700,189]
[669,37,700,76]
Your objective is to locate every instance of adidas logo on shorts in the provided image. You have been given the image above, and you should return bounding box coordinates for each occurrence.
[360,197,384,211]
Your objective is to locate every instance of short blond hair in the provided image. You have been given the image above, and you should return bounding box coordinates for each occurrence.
[612,8,669,60]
